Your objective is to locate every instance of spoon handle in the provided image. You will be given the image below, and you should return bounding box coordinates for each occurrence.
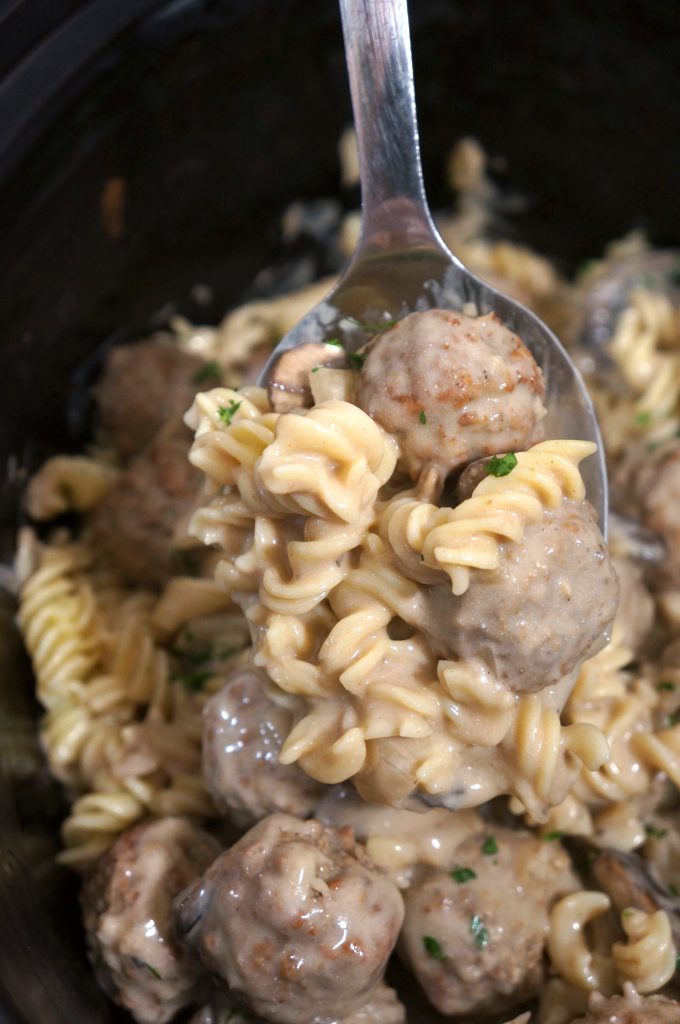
[339,0,445,255]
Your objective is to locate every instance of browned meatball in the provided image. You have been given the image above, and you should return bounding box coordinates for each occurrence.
[89,430,202,588]
[424,499,618,691]
[94,335,204,458]
[613,556,655,655]
[203,665,323,828]
[174,814,405,1024]
[81,817,221,1024]
[337,984,406,1024]
[569,992,680,1024]
[398,827,577,1017]
[189,983,405,1024]
[614,440,680,586]
[355,309,546,483]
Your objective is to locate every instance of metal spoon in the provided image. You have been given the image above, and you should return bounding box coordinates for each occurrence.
[259,0,607,522]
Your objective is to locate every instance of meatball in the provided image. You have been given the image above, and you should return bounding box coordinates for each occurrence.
[174,814,405,1024]
[81,817,221,1024]
[203,665,323,828]
[189,983,405,1024]
[89,430,202,588]
[95,335,204,458]
[337,984,406,1024]
[569,991,680,1024]
[398,827,577,1017]
[614,440,680,587]
[424,499,619,691]
[355,309,545,483]
[613,556,654,655]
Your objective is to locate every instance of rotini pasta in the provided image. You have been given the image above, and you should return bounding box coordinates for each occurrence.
[383,439,595,595]
[613,907,677,993]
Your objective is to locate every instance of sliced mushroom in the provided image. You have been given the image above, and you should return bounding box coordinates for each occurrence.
[579,249,680,355]
[267,341,346,412]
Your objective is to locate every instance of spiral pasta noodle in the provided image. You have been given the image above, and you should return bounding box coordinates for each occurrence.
[547,891,616,993]
[17,534,249,869]
[613,908,677,993]
[384,439,595,594]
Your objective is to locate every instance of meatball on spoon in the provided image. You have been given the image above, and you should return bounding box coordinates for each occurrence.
[259,0,606,522]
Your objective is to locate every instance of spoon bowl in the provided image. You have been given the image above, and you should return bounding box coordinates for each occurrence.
[259,0,608,523]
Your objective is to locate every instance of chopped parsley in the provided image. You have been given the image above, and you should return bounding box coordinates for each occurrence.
[311,366,320,373]
[423,935,446,960]
[143,963,162,980]
[176,669,212,692]
[470,914,489,950]
[347,352,367,369]
[217,399,242,425]
[481,835,498,856]
[324,338,343,347]
[543,831,565,842]
[418,409,427,424]
[622,908,635,918]
[669,883,680,897]
[658,681,676,692]
[644,824,668,840]
[486,453,518,478]
[634,411,652,425]
[451,866,477,884]
[193,360,222,384]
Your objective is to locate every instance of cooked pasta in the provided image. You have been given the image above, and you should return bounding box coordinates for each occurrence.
[13,134,680,1024]
[383,439,595,595]
[613,908,677,993]
[547,891,616,993]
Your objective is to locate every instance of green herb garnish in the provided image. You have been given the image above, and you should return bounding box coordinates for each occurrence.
[347,352,366,369]
[470,914,489,950]
[418,409,427,424]
[217,399,242,425]
[486,453,518,478]
[193,360,222,384]
[658,681,676,692]
[423,935,446,960]
[481,836,498,856]
[311,366,321,373]
[324,338,343,347]
[645,824,668,840]
[622,908,635,918]
[451,866,477,884]
[635,411,652,425]
[543,831,565,842]
[143,963,162,979]
[176,669,212,692]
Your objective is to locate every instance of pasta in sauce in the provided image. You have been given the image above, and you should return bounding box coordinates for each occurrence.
[14,139,680,1024]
